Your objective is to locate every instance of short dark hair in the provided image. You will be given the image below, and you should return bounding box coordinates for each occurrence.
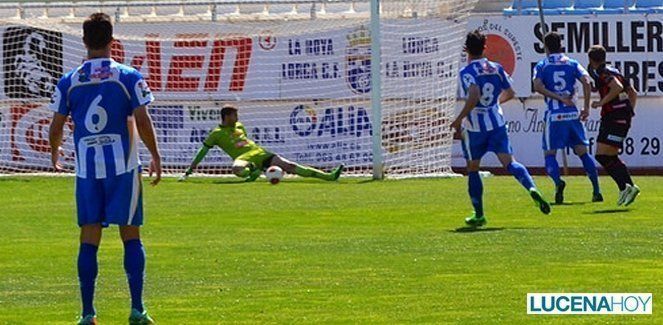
[83,13,113,50]
[464,30,486,56]
[588,45,607,63]
[221,105,238,121]
[544,32,562,53]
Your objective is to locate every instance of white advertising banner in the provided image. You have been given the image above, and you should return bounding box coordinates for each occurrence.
[149,100,374,169]
[0,19,458,102]
[1,15,661,99]
[2,97,660,171]
[465,14,663,97]
[0,99,374,171]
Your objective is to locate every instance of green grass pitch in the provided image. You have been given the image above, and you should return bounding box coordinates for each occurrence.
[0,176,661,324]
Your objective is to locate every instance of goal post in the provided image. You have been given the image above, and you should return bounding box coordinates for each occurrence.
[370,0,383,180]
[0,0,477,179]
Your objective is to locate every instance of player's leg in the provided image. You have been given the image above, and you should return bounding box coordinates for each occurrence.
[232,159,255,178]
[573,144,602,201]
[595,143,628,189]
[270,155,343,181]
[570,120,602,201]
[498,152,551,215]
[492,127,551,215]
[119,226,154,324]
[232,159,262,182]
[595,144,639,206]
[75,177,104,322]
[105,169,154,324]
[544,150,562,186]
[78,224,102,323]
[464,159,486,227]
[498,153,535,191]
[492,127,536,191]
[543,120,565,203]
[543,150,566,204]
[594,121,638,205]
[460,129,487,226]
[119,226,145,313]
[235,150,271,182]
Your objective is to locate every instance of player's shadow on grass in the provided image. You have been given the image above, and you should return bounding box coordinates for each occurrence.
[356,179,379,184]
[0,178,32,183]
[451,226,506,233]
[551,202,588,206]
[585,208,631,214]
[208,180,249,185]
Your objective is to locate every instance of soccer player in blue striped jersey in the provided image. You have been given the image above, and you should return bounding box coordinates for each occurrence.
[533,32,602,204]
[451,30,551,227]
[48,13,159,325]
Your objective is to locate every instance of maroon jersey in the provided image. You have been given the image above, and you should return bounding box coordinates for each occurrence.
[588,63,634,120]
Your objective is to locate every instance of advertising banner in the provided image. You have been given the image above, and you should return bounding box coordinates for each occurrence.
[466,14,663,97]
[0,19,458,101]
[0,15,661,172]
[152,100,374,169]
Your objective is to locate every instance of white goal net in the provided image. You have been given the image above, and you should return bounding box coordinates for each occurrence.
[0,0,476,178]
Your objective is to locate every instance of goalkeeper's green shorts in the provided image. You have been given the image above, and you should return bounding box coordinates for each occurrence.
[235,148,275,171]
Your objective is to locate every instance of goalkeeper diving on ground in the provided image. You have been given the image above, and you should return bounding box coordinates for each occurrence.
[179,105,344,182]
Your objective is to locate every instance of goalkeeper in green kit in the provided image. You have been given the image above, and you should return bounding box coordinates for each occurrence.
[179,105,344,182]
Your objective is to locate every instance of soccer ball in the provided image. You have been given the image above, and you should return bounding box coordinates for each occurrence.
[265,166,284,184]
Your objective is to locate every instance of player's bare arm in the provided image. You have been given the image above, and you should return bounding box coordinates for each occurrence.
[627,84,637,109]
[48,112,67,172]
[499,87,515,104]
[187,146,209,171]
[533,78,574,106]
[134,105,162,186]
[451,83,480,133]
[591,78,624,108]
[579,76,592,120]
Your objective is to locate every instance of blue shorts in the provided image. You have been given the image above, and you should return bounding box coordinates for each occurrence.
[75,167,143,227]
[461,126,513,161]
[542,117,589,151]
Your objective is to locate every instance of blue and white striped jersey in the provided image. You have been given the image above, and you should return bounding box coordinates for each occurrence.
[49,58,154,179]
[533,53,589,115]
[459,58,512,132]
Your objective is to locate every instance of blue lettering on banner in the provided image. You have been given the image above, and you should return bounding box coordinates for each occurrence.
[401,36,439,54]
[288,38,335,56]
[252,126,285,145]
[290,104,372,138]
[385,60,454,79]
[189,128,210,144]
[282,62,318,80]
[188,106,221,121]
[283,38,339,80]
[149,105,184,144]
[281,62,341,80]
[301,142,372,164]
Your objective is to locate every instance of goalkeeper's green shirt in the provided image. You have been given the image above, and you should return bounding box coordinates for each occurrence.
[203,122,262,160]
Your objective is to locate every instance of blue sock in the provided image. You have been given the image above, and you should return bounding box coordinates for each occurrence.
[468,171,484,217]
[124,239,146,312]
[544,155,562,186]
[78,243,98,317]
[507,162,536,191]
[579,153,601,194]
